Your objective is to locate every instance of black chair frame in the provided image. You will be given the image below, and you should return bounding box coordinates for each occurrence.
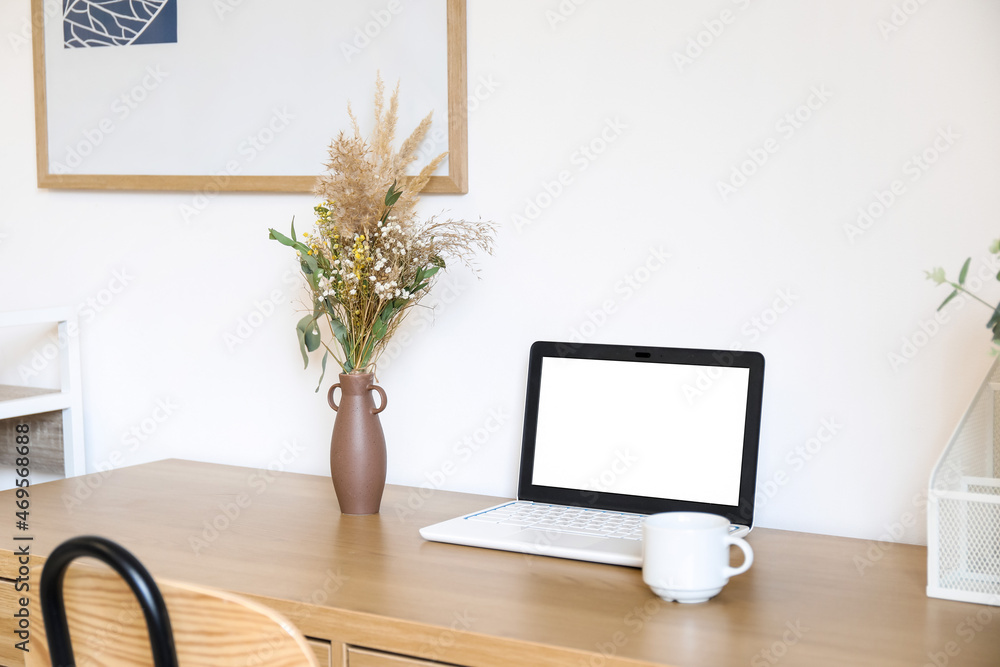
[39,535,179,667]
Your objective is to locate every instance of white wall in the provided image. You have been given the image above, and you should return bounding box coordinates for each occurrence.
[2,0,999,545]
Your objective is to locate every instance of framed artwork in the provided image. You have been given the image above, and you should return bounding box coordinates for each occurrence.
[31,0,468,194]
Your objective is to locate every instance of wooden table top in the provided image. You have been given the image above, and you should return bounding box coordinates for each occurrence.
[1,459,997,667]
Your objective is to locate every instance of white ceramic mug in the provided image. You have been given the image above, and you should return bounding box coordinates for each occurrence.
[642,512,753,603]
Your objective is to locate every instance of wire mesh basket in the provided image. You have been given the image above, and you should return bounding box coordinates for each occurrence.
[927,358,1000,605]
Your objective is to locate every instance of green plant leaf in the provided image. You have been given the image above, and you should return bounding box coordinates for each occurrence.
[301,250,319,276]
[937,289,959,311]
[296,314,321,351]
[372,319,388,341]
[268,227,295,245]
[988,303,1000,331]
[270,223,313,261]
[314,351,329,393]
[294,314,317,368]
[304,323,320,352]
[324,306,352,364]
[925,267,946,285]
[958,257,971,285]
[385,180,403,207]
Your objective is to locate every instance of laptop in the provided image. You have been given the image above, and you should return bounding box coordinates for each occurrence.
[419,341,765,567]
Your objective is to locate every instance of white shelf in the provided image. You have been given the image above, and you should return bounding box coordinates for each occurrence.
[0,308,85,478]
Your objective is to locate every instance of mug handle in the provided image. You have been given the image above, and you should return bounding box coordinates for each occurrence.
[723,536,754,578]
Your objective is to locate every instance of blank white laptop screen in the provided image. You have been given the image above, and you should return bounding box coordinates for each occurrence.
[531,357,749,507]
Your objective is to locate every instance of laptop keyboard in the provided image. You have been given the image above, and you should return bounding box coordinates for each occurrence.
[465,502,645,540]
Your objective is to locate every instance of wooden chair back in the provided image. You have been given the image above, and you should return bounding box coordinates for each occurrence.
[27,537,319,666]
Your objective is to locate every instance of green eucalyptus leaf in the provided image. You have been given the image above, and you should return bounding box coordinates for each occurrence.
[325,309,352,362]
[271,227,313,262]
[988,303,1000,330]
[302,251,319,275]
[296,314,321,352]
[303,323,320,352]
[314,351,329,393]
[937,289,959,311]
[268,228,295,246]
[294,314,315,368]
[385,180,403,207]
[958,257,971,285]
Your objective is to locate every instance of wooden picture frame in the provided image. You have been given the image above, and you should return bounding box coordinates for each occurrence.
[31,0,468,194]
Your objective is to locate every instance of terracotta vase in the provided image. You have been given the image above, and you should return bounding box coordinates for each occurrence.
[327,372,387,515]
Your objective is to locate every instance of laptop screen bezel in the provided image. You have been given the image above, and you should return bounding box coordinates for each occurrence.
[516,341,765,527]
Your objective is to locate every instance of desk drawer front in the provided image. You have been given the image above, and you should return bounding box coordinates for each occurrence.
[307,637,333,667]
[347,646,458,667]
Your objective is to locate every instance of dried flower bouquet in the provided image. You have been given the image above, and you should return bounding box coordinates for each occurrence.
[269,76,494,387]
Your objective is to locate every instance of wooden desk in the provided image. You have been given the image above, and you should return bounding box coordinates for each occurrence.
[0,459,997,667]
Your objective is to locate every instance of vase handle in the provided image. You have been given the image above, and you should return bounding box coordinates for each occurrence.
[368,384,387,414]
[327,383,342,412]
